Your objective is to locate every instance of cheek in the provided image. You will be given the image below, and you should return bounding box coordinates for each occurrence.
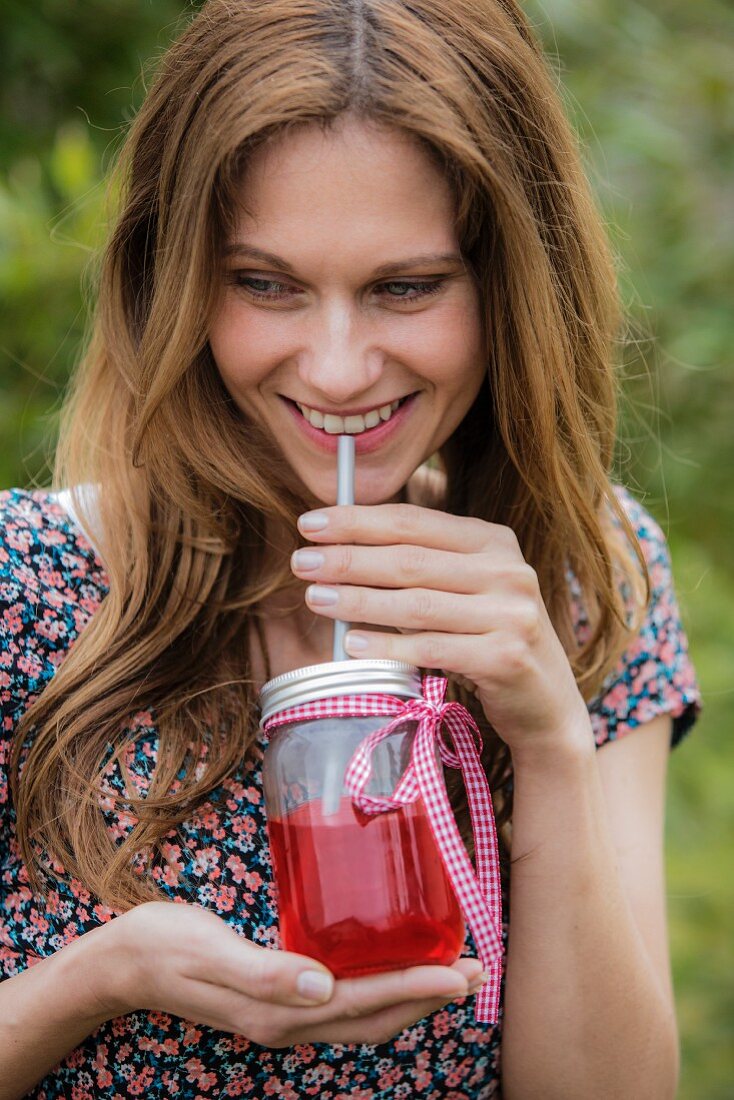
[418,299,484,390]
[208,301,242,381]
[208,301,278,393]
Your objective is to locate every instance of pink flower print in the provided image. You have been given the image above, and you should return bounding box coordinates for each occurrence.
[148,1011,173,1029]
[2,608,22,634]
[39,527,67,547]
[460,1024,489,1044]
[444,1058,472,1086]
[631,659,660,696]
[193,806,222,831]
[184,1057,217,1090]
[17,652,43,680]
[38,564,64,588]
[431,1008,453,1037]
[232,814,257,838]
[226,854,248,883]
[192,846,221,878]
[394,1031,420,1052]
[415,1050,431,1072]
[635,696,660,724]
[214,884,237,911]
[35,614,68,642]
[6,527,32,553]
[244,869,263,890]
[191,844,220,880]
[293,1043,317,1064]
[378,1065,402,1088]
[161,841,184,876]
[31,914,49,936]
[602,680,630,713]
[224,1076,254,1096]
[182,1022,203,1046]
[93,901,117,923]
[125,1065,156,1095]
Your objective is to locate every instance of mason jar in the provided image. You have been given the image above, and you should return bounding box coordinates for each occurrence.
[259,658,465,978]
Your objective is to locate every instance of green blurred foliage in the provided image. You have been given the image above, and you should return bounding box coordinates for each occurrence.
[0,2,732,1095]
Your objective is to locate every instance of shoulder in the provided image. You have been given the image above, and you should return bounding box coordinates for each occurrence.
[609,483,673,582]
[588,484,701,750]
[0,486,107,596]
[0,488,108,735]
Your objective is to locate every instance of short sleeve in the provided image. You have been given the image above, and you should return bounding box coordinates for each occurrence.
[587,488,701,750]
[0,488,108,738]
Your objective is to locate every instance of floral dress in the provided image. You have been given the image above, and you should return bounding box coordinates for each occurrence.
[0,487,700,1099]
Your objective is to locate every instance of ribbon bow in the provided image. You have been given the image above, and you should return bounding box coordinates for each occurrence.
[263,674,504,1023]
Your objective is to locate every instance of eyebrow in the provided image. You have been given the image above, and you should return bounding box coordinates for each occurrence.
[222,244,464,279]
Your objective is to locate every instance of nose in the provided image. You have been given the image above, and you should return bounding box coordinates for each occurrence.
[295,300,384,404]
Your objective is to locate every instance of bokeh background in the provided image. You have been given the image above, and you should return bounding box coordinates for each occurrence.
[1,1,732,1094]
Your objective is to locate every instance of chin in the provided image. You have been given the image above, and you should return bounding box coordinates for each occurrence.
[296,472,405,508]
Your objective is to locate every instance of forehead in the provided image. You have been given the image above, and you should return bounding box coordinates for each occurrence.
[229,117,457,254]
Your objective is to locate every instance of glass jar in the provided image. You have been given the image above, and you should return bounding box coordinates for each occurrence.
[260,659,466,979]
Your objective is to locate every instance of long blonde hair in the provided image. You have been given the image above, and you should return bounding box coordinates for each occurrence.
[12,0,647,909]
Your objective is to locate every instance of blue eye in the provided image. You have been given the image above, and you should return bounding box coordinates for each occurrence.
[231,275,445,302]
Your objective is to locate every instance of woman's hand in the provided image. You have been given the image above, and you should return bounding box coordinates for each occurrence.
[293,503,593,759]
[95,902,486,1048]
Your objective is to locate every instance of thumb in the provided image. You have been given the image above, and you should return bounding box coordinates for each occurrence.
[223,937,336,1007]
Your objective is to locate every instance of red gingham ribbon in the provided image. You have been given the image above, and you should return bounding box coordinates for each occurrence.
[262,673,504,1023]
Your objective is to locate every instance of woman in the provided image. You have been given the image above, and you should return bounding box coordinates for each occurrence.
[0,0,700,1096]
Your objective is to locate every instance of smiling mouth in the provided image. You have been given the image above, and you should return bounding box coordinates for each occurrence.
[285,393,416,435]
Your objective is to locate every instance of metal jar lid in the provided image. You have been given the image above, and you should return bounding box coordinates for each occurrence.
[258,658,423,728]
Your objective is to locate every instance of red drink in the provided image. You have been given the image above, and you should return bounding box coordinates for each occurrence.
[267,794,465,977]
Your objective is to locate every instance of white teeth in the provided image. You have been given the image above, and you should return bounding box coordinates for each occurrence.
[296,396,409,434]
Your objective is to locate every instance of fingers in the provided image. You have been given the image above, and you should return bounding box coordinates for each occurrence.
[293,543,495,595]
[290,961,487,1046]
[178,974,477,1049]
[297,503,518,557]
[306,583,494,633]
[333,962,473,1019]
[185,927,337,1008]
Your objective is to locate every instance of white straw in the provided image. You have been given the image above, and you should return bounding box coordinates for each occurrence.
[332,435,355,661]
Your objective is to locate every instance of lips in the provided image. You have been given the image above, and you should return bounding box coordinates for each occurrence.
[282,392,419,455]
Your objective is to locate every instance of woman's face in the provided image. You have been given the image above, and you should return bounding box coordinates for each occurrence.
[209,116,485,505]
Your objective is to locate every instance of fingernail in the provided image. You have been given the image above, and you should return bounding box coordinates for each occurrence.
[299,512,329,532]
[292,549,325,571]
[297,970,334,1002]
[468,971,489,994]
[307,585,339,606]
[344,631,369,652]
